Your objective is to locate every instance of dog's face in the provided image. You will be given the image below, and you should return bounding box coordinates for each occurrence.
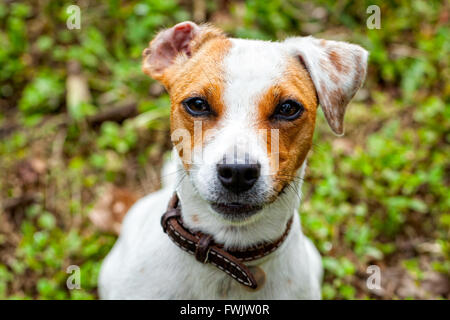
[143,22,367,222]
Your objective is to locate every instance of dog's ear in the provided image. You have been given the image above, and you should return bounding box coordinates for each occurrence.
[284,37,368,135]
[142,21,225,84]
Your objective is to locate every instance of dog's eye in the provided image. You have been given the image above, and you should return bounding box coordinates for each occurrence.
[182,97,212,116]
[272,100,304,120]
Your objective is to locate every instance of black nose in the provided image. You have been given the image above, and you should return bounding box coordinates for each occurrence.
[217,163,261,194]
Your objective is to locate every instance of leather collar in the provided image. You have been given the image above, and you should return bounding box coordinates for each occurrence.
[161,193,293,289]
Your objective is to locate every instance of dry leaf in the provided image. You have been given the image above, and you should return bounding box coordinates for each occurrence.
[89,184,138,235]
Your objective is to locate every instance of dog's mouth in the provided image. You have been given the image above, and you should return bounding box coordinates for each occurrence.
[207,185,291,221]
[210,202,263,219]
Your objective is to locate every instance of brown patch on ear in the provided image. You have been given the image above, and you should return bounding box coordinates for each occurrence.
[319,80,327,97]
[328,50,349,74]
[351,54,364,93]
[329,71,339,84]
[327,88,346,133]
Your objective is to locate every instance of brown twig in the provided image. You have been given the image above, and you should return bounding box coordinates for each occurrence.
[2,194,38,212]
[86,102,138,127]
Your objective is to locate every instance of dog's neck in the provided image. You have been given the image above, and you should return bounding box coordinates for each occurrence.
[174,156,306,249]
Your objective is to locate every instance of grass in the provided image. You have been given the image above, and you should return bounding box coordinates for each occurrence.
[0,0,448,299]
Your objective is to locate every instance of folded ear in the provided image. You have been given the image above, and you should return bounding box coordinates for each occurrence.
[284,37,368,135]
[142,21,225,83]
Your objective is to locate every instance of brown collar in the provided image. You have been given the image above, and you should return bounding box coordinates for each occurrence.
[161,193,293,289]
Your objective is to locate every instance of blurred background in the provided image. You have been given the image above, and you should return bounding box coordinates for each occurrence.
[0,0,448,299]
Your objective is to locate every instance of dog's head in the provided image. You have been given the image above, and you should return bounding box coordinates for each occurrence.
[143,21,368,222]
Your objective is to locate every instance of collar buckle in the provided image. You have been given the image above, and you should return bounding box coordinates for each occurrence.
[195,234,213,263]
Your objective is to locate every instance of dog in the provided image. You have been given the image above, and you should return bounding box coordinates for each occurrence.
[99,21,368,299]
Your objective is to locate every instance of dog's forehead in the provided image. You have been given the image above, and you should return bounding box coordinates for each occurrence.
[225,39,286,78]
[221,39,287,115]
[224,39,286,93]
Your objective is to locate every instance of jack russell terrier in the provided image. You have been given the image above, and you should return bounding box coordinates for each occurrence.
[99,21,368,299]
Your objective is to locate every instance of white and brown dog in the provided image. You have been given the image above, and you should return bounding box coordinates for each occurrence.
[99,21,368,299]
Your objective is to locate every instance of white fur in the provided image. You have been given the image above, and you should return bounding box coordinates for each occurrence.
[99,154,322,299]
[99,36,325,300]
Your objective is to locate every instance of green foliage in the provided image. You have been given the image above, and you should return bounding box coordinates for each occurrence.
[0,0,448,300]
[18,70,64,115]
[97,121,138,154]
[3,204,115,299]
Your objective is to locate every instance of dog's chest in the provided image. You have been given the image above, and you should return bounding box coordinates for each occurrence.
[106,230,312,299]
[131,250,305,299]
[99,189,322,300]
